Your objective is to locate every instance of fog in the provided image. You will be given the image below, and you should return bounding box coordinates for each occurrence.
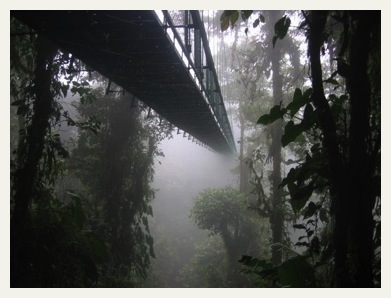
[146,133,238,287]
[154,135,237,199]
[10,10,380,288]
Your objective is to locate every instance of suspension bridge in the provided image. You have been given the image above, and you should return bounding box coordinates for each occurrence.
[12,10,237,155]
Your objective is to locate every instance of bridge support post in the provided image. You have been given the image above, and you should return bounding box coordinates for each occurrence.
[184,11,191,54]
[194,26,202,79]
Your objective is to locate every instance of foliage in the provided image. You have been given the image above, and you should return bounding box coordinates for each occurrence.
[140,229,182,287]
[190,187,254,239]
[239,254,315,287]
[10,15,172,287]
[221,10,381,287]
[69,84,171,285]
[17,193,108,287]
[272,15,291,48]
[223,10,303,267]
[10,18,107,287]
[190,186,266,286]
[260,11,380,287]
[179,236,229,287]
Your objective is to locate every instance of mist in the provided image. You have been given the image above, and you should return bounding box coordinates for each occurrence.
[144,134,238,287]
[10,10,381,288]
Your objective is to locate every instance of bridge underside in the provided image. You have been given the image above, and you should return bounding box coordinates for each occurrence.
[12,10,234,154]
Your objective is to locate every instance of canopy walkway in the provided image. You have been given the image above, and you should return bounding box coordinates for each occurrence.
[12,10,236,154]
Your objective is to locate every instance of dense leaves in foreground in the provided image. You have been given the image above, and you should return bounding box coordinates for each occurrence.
[221,10,380,287]
[10,17,171,286]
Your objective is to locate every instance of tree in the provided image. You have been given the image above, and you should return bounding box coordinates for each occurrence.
[221,10,302,266]
[10,16,173,287]
[221,10,380,287]
[190,187,265,286]
[68,81,172,285]
[179,236,230,287]
[304,10,380,287]
[10,18,107,287]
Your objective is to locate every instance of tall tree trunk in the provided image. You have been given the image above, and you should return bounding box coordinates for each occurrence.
[11,35,57,286]
[239,112,250,193]
[233,24,250,195]
[307,10,379,287]
[221,227,244,287]
[269,10,284,266]
[308,10,350,287]
[101,94,137,262]
[346,11,378,287]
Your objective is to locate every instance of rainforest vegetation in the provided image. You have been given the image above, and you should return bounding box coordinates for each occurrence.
[10,10,380,287]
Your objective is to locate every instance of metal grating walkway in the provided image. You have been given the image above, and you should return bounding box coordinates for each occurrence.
[11,10,236,154]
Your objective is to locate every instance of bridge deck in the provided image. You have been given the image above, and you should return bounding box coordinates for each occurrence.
[12,10,234,154]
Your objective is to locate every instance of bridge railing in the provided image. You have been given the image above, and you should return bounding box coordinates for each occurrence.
[154,10,237,154]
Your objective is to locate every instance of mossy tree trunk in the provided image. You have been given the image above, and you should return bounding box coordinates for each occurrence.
[11,35,58,286]
[269,10,284,266]
[308,11,380,287]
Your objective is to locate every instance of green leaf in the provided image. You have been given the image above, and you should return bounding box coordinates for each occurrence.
[324,78,339,85]
[230,11,239,28]
[325,70,338,82]
[274,16,286,36]
[319,208,328,223]
[293,224,306,230]
[240,10,253,21]
[286,88,311,116]
[221,10,240,31]
[220,13,230,32]
[304,202,318,219]
[257,114,271,125]
[278,256,314,287]
[289,182,315,213]
[303,88,313,99]
[257,104,286,125]
[281,121,305,147]
[295,241,309,247]
[292,87,303,101]
[281,167,297,187]
[273,15,291,48]
[290,197,307,214]
[274,16,291,39]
